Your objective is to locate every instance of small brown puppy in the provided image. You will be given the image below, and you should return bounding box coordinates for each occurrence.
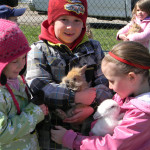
[56,65,89,119]
[55,65,89,131]
[61,65,89,92]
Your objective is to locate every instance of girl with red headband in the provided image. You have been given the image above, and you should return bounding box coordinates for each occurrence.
[0,19,48,150]
[51,41,150,150]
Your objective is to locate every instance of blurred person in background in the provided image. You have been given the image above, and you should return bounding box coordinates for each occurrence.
[116,0,150,49]
[0,0,18,7]
[0,5,26,25]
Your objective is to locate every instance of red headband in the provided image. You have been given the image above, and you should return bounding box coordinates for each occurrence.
[109,51,150,70]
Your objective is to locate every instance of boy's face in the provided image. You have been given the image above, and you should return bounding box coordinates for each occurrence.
[3,53,26,79]
[54,15,83,47]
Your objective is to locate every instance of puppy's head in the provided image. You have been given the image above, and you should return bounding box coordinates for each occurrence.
[61,65,87,91]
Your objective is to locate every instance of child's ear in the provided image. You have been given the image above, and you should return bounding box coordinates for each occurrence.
[128,72,136,81]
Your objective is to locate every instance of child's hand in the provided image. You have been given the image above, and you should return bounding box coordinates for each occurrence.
[75,88,96,105]
[39,104,49,115]
[51,126,67,144]
[118,34,128,41]
[64,105,94,124]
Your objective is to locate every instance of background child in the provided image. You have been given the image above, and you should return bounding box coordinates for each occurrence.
[116,0,150,49]
[0,0,18,7]
[25,0,112,149]
[51,41,150,150]
[0,19,48,150]
[0,5,26,25]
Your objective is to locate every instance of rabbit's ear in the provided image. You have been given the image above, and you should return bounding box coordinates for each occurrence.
[80,65,87,74]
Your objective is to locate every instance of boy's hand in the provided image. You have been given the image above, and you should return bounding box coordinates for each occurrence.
[75,88,96,105]
[39,104,49,115]
[64,105,94,124]
[51,126,67,144]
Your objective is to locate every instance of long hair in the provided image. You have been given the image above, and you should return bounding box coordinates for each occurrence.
[132,0,150,21]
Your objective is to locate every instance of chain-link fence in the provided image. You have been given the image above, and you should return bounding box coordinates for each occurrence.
[15,0,138,50]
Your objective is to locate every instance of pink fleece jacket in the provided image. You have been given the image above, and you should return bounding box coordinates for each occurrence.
[116,16,150,49]
[62,92,150,150]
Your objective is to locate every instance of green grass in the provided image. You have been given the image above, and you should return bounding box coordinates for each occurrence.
[20,25,120,51]
[91,28,120,51]
[20,24,41,45]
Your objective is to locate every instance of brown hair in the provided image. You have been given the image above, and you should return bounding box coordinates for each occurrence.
[132,0,150,20]
[103,41,150,77]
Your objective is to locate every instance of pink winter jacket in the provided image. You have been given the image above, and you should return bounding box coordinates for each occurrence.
[116,16,150,49]
[62,92,150,150]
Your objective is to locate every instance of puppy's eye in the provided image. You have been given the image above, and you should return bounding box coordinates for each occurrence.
[73,78,76,81]
[66,80,69,84]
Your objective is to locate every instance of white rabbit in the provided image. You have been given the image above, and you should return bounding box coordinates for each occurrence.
[91,99,124,136]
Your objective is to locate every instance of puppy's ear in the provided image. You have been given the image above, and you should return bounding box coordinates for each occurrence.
[80,65,87,74]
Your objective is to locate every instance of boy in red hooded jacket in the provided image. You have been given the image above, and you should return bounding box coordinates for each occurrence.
[26,0,113,149]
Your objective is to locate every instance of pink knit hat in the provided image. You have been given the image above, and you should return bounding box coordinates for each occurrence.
[0,19,31,83]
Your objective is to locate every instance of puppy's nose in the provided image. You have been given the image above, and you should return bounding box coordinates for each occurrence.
[65,80,69,86]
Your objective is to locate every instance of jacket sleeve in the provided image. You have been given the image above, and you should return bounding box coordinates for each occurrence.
[127,22,150,42]
[91,40,113,103]
[26,42,74,108]
[116,23,131,40]
[0,93,44,144]
[62,109,150,150]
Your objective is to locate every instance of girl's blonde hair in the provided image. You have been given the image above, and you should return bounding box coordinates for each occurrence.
[132,0,150,20]
[103,41,150,77]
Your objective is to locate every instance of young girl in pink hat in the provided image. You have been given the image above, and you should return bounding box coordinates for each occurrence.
[51,41,150,150]
[0,19,48,150]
